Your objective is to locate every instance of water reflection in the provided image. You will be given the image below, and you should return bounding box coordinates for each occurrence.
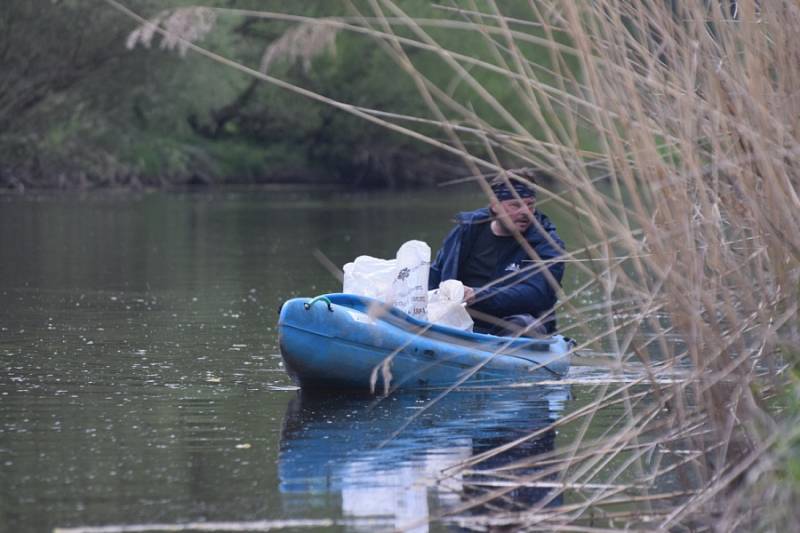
[1,190,609,530]
[278,386,569,531]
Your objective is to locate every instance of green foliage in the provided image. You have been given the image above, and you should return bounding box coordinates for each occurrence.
[0,0,582,189]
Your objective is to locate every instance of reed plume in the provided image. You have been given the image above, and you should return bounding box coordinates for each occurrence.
[259,20,339,75]
[126,6,217,56]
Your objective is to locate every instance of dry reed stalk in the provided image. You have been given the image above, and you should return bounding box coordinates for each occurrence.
[364,2,798,528]
[111,0,800,529]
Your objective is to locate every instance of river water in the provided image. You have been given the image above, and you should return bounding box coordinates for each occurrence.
[0,188,676,532]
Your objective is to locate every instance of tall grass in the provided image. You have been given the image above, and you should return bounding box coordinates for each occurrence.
[112,0,800,529]
[418,3,798,529]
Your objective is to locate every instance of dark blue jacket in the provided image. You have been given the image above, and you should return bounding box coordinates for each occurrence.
[429,207,565,329]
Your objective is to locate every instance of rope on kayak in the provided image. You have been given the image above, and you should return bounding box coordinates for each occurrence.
[304,295,333,312]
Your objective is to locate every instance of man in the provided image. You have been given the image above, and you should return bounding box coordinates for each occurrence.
[429,168,566,336]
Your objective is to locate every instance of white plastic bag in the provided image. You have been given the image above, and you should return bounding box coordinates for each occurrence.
[390,241,431,320]
[342,240,430,320]
[428,279,474,331]
[343,255,397,300]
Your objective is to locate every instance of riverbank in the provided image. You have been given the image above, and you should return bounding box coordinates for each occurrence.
[0,158,466,193]
[0,169,345,193]
[0,139,471,192]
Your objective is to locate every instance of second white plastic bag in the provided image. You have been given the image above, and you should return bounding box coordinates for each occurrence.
[428,279,474,331]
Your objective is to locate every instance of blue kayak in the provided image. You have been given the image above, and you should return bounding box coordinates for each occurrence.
[277,293,572,392]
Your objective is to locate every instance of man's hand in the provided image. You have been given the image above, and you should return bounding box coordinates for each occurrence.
[463,286,476,305]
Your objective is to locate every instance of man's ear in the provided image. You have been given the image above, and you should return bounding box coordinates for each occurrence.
[489,201,499,216]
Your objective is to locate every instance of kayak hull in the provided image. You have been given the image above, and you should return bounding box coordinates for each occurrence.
[277,294,571,392]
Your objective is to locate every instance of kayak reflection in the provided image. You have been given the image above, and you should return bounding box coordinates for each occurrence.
[278,386,569,531]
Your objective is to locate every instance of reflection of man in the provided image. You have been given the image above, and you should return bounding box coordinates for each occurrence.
[465,426,561,511]
[429,168,566,335]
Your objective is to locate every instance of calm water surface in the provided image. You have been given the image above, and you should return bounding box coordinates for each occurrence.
[0,189,668,532]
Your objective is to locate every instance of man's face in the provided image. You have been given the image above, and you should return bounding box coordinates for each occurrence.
[492,197,536,233]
